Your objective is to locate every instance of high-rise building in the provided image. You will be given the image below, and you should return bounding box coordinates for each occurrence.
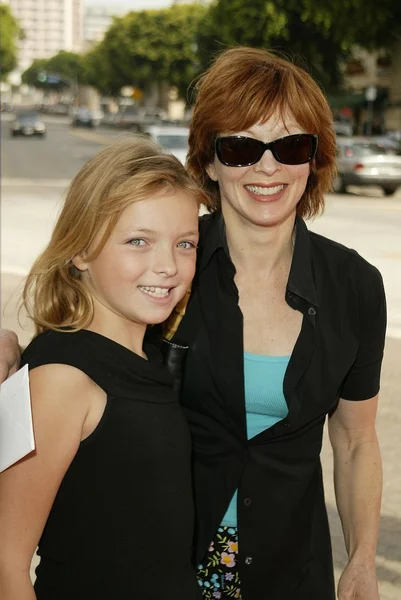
[83,6,126,49]
[5,0,83,81]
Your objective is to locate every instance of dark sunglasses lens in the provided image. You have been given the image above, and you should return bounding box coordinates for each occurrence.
[274,135,314,164]
[218,137,263,166]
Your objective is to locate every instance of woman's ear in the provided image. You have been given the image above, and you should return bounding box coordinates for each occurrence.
[206,161,218,182]
[72,254,88,272]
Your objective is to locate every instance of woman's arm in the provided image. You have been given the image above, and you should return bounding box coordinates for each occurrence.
[0,330,21,382]
[0,364,92,599]
[328,395,382,600]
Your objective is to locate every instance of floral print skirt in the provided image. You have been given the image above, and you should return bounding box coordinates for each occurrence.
[196,526,242,599]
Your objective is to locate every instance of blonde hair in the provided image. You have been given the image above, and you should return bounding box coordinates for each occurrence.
[23,136,207,335]
[187,47,337,217]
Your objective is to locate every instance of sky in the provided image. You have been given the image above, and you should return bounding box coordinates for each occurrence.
[85,0,173,9]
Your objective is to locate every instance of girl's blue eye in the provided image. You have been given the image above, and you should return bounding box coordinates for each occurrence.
[128,239,146,246]
[178,241,196,249]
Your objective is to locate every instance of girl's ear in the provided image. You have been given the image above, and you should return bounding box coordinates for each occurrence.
[72,254,88,272]
[206,161,218,182]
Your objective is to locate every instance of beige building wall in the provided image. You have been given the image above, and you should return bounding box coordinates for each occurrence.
[385,41,401,130]
[6,0,83,83]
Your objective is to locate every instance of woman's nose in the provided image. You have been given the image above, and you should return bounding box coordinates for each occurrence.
[253,149,282,174]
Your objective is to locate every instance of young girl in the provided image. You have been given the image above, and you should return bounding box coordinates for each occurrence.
[0,136,206,600]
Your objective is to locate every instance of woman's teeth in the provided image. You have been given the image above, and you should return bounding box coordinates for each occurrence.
[139,286,170,298]
[246,184,285,195]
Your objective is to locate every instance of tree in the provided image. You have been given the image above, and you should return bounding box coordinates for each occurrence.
[299,0,400,51]
[83,43,117,96]
[86,3,206,99]
[21,59,49,88]
[195,0,401,92]
[21,51,85,90]
[195,0,349,90]
[0,5,22,80]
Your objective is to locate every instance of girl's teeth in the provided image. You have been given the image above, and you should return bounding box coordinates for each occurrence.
[246,184,285,195]
[139,286,170,298]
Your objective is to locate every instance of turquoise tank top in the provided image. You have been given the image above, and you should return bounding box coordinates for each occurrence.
[221,353,290,527]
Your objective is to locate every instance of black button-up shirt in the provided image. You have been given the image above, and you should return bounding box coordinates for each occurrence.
[170,211,386,600]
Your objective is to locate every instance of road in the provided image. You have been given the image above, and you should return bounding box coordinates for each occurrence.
[1,115,400,598]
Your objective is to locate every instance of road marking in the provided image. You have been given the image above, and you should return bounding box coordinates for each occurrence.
[2,178,71,187]
[69,129,114,145]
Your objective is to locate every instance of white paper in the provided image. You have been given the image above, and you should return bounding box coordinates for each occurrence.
[0,365,35,473]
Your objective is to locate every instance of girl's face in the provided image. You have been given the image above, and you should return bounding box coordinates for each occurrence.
[74,189,199,336]
[207,113,311,230]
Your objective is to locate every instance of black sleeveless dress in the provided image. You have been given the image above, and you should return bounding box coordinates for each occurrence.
[21,329,200,600]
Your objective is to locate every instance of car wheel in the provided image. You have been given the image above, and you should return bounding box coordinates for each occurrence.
[11,131,18,137]
[332,174,346,193]
[382,187,397,196]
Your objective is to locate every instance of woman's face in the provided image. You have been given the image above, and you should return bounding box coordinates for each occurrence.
[207,113,311,229]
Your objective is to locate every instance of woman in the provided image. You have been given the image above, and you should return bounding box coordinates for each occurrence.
[165,47,385,599]
[0,49,385,600]
[0,137,205,599]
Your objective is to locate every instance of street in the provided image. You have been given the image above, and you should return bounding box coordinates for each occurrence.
[1,115,401,598]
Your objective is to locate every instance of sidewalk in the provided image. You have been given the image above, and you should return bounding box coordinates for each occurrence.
[1,272,400,598]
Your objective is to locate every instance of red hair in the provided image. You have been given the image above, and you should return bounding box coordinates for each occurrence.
[187,47,337,217]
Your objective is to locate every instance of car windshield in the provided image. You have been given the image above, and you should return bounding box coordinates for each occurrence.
[156,134,188,149]
[17,112,39,120]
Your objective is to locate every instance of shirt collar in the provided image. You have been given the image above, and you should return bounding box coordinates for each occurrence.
[198,212,318,308]
[287,217,319,307]
[198,211,227,271]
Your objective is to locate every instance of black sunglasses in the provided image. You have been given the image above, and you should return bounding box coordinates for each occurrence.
[215,133,318,167]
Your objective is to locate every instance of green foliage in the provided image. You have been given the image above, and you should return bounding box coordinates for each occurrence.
[86,3,206,98]
[300,0,400,50]
[0,5,21,79]
[21,51,85,89]
[83,43,117,96]
[196,0,350,90]
[21,59,49,88]
[195,0,400,91]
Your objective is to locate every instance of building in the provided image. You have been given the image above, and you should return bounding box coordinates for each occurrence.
[385,41,401,131]
[83,6,126,48]
[329,48,393,134]
[4,0,83,83]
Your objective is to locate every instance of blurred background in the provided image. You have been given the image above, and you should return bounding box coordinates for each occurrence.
[1,0,400,597]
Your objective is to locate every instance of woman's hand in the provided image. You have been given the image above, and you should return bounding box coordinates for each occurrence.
[338,559,380,599]
[0,330,21,383]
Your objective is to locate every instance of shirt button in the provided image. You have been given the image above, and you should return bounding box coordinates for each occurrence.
[308,307,316,316]
[245,556,253,565]
[244,497,252,507]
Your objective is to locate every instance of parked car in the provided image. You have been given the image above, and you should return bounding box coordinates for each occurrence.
[1,101,14,112]
[333,121,353,136]
[144,125,189,164]
[71,107,103,128]
[43,102,71,116]
[9,111,46,138]
[113,107,168,130]
[333,137,401,196]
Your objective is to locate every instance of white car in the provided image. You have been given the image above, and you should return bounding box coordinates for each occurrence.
[145,126,189,164]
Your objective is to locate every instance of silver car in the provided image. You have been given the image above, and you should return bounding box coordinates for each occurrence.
[333,137,401,196]
[10,111,46,138]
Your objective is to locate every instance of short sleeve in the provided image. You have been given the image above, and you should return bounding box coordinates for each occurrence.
[340,265,387,401]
